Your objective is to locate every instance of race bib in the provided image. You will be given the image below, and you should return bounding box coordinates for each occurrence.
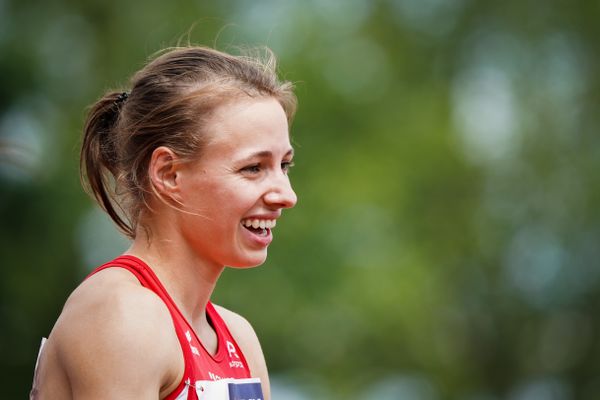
[194,378,263,400]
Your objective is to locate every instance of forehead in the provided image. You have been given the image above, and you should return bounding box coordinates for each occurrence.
[203,97,291,157]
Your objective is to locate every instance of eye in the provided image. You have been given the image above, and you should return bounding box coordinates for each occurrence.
[281,160,295,174]
[241,164,261,174]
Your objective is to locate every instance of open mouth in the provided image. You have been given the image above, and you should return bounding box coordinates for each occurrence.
[241,219,276,237]
[243,226,269,237]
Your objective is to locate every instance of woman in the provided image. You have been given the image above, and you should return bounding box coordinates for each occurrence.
[31,45,297,399]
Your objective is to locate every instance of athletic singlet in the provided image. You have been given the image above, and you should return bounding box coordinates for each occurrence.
[87,255,264,400]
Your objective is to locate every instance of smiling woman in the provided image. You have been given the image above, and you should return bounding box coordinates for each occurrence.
[30,46,297,400]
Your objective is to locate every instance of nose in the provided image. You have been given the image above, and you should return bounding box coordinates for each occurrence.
[264,174,297,209]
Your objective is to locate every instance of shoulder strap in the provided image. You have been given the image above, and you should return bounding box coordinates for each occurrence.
[87,255,147,285]
[206,303,251,372]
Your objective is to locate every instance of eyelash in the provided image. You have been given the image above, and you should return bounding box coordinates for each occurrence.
[242,164,262,174]
[241,161,295,174]
[281,161,295,173]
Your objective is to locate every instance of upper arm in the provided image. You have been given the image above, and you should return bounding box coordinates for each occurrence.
[45,275,182,399]
[214,305,271,400]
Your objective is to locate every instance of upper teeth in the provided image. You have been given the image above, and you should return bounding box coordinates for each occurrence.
[241,219,277,229]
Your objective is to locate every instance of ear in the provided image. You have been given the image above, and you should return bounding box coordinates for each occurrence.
[149,146,182,201]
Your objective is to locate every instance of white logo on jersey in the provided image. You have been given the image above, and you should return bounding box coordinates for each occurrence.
[226,340,240,359]
[208,371,223,381]
[227,340,244,368]
[185,330,200,356]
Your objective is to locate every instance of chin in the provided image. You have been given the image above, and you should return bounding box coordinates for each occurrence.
[227,252,268,269]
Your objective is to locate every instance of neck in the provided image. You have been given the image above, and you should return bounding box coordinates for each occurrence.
[125,224,225,327]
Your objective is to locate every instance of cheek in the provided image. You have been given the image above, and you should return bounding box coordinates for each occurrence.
[222,180,261,205]
[186,176,229,205]
[185,175,261,218]
[192,187,243,227]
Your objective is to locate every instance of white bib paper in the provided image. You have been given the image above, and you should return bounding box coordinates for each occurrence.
[194,377,263,400]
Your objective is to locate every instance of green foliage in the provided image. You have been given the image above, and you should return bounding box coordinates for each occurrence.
[2,0,600,398]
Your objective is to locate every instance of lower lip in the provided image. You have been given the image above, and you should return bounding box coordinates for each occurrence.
[241,225,273,247]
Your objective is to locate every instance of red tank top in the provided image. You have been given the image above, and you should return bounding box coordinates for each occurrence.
[89,255,264,400]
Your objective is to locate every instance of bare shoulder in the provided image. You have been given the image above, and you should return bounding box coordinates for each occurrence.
[56,268,175,351]
[37,268,182,399]
[213,304,271,400]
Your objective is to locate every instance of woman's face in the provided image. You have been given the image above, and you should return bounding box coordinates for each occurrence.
[175,97,297,268]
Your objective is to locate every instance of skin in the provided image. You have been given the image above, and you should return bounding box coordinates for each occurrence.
[31,97,297,399]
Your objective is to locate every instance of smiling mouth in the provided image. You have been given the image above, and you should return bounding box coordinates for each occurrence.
[243,226,269,236]
[241,219,276,237]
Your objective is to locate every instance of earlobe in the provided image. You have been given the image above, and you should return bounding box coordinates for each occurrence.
[149,146,181,200]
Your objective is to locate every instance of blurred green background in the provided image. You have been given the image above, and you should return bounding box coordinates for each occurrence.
[2,0,600,398]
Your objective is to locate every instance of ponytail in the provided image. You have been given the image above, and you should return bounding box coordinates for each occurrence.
[80,91,134,238]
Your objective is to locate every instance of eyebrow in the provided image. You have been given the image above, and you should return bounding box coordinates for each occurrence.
[240,148,294,161]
